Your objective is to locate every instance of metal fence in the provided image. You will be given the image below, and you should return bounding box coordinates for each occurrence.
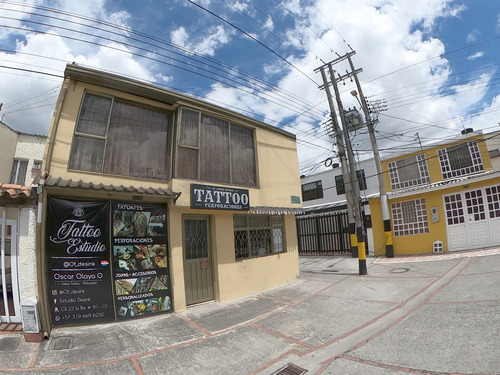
[296,212,351,255]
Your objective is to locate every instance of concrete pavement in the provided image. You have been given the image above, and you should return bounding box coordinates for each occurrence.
[1,247,499,374]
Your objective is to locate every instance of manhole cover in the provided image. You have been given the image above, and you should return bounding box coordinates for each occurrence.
[390,267,410,273]
[272,363,307,375]
[0,337,20,352]
[50,336,74,350]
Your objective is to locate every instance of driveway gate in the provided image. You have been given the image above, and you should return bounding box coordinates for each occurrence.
[296,212,350,255]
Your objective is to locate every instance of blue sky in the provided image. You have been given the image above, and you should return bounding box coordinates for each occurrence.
[1,0,499,174]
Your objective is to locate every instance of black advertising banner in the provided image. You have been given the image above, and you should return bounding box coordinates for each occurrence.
[191,183,250,211]
[112,202,172,320]
[47,198,114,326]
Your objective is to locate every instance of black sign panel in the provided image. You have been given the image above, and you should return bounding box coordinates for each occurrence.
[191,184,250,211]
[112,202,172,320]
[47,198,114,326]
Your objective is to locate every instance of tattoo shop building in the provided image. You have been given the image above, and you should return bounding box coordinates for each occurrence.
[36,64,302,334]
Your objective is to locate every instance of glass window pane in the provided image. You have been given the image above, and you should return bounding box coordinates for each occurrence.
[230,124,256,186]
[104,100,169,180]
[179,109,199,147]
[200,115,229,183]
[447,143,472,170]
[69,135,105,172]
[10,160,27,185]
[76,93,111,137]
[396,156,420,181]
[177,147,199,180]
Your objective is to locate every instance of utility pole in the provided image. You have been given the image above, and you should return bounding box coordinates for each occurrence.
[317,67,355,245]
[315,53,367,275]
[346,53,393,258]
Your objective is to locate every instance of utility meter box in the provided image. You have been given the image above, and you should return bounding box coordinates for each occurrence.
[21,297,40,334]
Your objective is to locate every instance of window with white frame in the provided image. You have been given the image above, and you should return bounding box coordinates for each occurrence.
[485,185,500,219]
[391,198,429,236]
[69,92,172,180]
[388,154,430,190]
[177,108,257,187]
[10,159,28,185]
[233,215,285,260]
[438,142,484,179]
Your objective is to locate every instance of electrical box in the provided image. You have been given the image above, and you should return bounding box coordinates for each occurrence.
[344,108,364,131]
[431,207,439,223]
[21,298,40,334]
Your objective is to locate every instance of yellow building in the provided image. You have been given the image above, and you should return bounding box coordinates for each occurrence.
[369,131,500,256]
[36,64,302,333]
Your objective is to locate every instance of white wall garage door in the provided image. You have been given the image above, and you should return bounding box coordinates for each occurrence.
[443,184,500,251]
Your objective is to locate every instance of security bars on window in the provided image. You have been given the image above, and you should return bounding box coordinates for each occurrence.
[234,215,285,260]
[438,142,484,179]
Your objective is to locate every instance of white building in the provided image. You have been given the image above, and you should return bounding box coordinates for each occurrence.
[1,121,46,327]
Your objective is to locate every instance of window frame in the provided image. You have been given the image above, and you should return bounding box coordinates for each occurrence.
[68,91,172,181]
[176,107,258,187]
[10,159,29,185]
[391,198,429,237]
[233,214,285,260]
[388,154,430,191]
[438,142,484,179]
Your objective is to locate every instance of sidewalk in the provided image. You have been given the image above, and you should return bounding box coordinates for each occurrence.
[1,248,499,374]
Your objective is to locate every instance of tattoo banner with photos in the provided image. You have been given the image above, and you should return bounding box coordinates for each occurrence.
[47,198,114,326]
[112,202,172,320]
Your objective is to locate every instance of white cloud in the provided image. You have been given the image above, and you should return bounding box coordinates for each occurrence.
[170,25,233,56]
[467,51,484,60]
[466,29,480,43]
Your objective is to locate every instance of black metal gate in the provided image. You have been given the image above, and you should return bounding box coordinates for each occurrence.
[296,212,350,255]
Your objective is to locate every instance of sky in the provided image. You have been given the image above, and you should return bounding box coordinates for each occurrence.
[1,0,499,175]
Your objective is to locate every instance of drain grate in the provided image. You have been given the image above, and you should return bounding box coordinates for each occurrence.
[272,363,307,375]
[0,337,20,352]
[50,336,74,350]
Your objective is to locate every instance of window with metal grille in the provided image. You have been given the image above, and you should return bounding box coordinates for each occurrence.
[10,159,28,185]
[486,185,500,218]
[444,194,465,225]
[388,154,430,191]
[391,198,429,237]
[233,215,285,260]
[438,142,484,179]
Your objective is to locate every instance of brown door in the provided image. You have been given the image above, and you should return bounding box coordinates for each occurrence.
[183,216,214,305]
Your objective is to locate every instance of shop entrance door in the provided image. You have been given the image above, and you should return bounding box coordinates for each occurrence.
[183,216,214,305]
[1,217,21,323]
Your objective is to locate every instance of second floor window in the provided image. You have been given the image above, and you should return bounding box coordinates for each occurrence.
[10,159,28,185]
[176,108,257,187]
[438,142,484,179]
[335,170,367,195]
[69,93,171,180]
[388,154,430,191]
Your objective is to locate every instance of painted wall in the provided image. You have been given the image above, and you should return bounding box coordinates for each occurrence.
[44,76,302,314]
[14,134,47,186]
[0,123,18,182]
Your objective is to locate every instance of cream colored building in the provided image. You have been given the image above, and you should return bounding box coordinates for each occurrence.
[37,64,302,333]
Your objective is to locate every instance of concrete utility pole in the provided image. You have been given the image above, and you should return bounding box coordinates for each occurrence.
[315,54,367,275]
[346,53,393,258]
[317,67,355,237]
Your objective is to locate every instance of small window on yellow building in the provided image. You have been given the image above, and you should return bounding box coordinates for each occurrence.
[391,198,429,237]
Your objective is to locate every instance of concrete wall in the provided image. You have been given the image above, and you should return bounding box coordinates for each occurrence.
[0,123,18,182]
[14,134,46,186]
